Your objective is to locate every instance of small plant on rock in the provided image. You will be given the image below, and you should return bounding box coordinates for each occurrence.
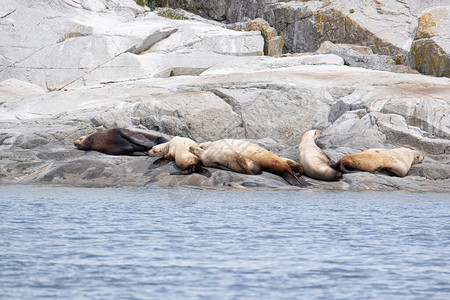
[135,0,156,10]
[157,0,187,20]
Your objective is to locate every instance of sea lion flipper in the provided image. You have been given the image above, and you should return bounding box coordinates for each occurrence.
[131,151,149,156]
[377,167,402,177]
[209,163,230,171]
[195,165,212,178]
[329,160,340,171]
[189,146,204,157]
[282,170,310,187]
[331,162,351,173]
[149,157,172,169]
[170,165,212,177]
[118,128,157,148]
[170,169,193,175]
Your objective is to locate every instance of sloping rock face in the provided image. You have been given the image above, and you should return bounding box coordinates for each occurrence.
[0,0,449,191]
[0,0,264,90]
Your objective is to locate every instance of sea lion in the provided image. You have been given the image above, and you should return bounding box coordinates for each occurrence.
[74,128,168,156]
[332,148,424,177]
[148,136,211,177]
[281,158,304,177]
[199,139,309,187]
[298,129,342,181]
[189,142,261,175]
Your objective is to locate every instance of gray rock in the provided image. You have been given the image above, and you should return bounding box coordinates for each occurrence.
[180,0,450,77]
[316,41,418,74]
[0,3,265,90]
[228,18,284,56]
[0,0,449,192]
[197,0,278,23]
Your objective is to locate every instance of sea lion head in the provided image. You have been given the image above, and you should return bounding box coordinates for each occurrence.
[73,136,87,149]
[148,146,165,156]
[301,129,320,143]
[412,150,424,164]
[313,129,320,140]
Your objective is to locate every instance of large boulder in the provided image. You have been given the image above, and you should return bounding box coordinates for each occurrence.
[411,5,450,77]
[227,18,284,56]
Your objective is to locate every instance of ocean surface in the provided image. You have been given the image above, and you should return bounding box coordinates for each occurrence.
[1,185,449,299]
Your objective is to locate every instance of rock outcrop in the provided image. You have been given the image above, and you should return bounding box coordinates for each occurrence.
[316,41,419,74]
[0,0,449,191]
[411,5,450,77]
[171,0,449,77]
[227,18,284,56]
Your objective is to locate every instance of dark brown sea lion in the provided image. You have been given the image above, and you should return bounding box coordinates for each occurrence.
[74,128,168,156]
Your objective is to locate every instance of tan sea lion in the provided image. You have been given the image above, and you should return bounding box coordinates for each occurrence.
[189,142,261,175]
[74,128,168,156]
[148,136,211,177]
[199,139,309,187]
[332,148,424,177]
[298,129,342,181]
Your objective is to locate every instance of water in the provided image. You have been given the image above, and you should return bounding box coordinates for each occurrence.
[1,185,449,299]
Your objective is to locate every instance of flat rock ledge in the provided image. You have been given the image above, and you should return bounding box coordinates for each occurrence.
[1,146,449,193]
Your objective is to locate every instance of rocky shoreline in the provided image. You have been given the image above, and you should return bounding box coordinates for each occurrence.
[0,0,449,192]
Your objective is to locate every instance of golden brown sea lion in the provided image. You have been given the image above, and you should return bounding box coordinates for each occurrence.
[281,158,304,177]
[189,142,261,175]
[298,129,342,181]
[199,139,309,187]
[332,148,424,177]
[74,128,168,156]
[148,136,211,177]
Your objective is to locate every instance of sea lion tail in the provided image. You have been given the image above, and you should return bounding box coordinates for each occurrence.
[282,170,310,187]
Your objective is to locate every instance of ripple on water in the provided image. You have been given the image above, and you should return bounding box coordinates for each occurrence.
[0,186,449,299]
